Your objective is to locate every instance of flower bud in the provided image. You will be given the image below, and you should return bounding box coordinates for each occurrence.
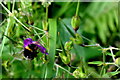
[42,19,48,31]
[73,67,86,78]
[75,33,83,45]
[71,15,80,32]
[42,2,51,7]
[64,41,73,51]
[59,52,70,65]
[70,33,83,45]
[115,57,120,65]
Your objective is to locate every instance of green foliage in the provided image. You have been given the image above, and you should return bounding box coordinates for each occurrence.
[82,2,118,44]
[73,67,86,78]
[0,1,120,79]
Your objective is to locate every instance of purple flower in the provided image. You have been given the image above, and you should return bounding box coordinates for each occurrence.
[36,45,48,55]
[23,38,33,48]
[23,38,48,55]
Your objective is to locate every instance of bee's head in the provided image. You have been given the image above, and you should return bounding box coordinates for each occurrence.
[23,38,33,48]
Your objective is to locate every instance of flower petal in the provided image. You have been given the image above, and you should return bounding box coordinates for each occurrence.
[23,38,33,47]
[36,44,48,55]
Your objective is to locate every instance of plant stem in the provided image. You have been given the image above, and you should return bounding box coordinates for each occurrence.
[0,18,10,57]
[110,47,116,62]
[100,66,104,76]
[55,64,59,78]
[44,64,47,79]
[76,1,80,16]
[46,6,48,20]
[100,52,106,76]
[67,66,70,78]
[12,0,15,13]
[33,29,45,45]
[30,25,45,32]
[55,63,73,76]
[116,67,120,72]
[103,52,106,66]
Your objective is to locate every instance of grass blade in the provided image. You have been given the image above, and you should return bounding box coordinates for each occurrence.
[46,19,57,78]
[0,18,10,57]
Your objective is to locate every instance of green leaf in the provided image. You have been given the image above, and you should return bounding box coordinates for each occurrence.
[106,52,115,57]
[113,8,118,28]
[55,2,73,18]
[88,61,103,66]
[102,73,110,78]
[107,71,120,77]
[108,12,116,32]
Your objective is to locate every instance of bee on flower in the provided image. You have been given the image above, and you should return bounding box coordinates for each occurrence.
[23,38,48,60]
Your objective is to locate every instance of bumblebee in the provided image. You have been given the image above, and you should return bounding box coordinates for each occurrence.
[24,44,39,60]
[23,38,48,60]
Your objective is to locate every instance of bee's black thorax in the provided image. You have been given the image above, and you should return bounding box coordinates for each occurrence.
[24,44,39,60]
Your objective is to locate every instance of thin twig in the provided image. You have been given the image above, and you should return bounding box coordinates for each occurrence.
[54,63,73,76]
[0,2,30,32]
[29,25,46,32]
[109,46,116,62]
